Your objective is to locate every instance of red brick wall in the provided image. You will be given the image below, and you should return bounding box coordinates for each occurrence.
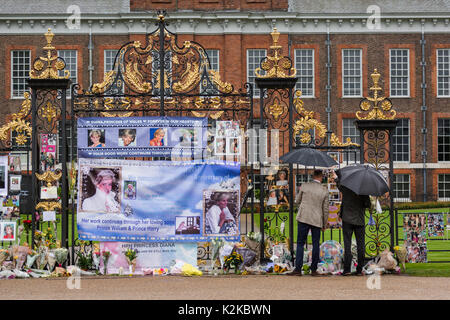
[130,0,289,11]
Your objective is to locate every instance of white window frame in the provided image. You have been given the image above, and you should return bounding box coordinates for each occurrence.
[104,49,119,74]
[437,118,450,162]
[389,49,410,98]
[342,49,363,98]
[294,49,315,98]
[201,49,219,94]
[392,118,410,162]
[11,50,31,99]
[57,50,78,99]
[393,174,411,202]
[342,118,361,163]
[437,48,450,97]
[438,174,450,201]
[247,49,267,98]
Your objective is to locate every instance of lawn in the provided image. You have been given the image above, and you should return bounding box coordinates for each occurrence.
[403,263,450,277]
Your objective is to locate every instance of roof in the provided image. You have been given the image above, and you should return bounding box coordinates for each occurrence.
[0,0,129,14]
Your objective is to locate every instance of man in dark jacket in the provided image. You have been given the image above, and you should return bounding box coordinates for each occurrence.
[334,171,370,275]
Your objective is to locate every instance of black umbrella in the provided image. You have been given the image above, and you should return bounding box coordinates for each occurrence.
[280,147,338,168]
[336,164,389,196]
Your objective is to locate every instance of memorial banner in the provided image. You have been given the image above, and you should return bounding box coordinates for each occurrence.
[99,242,197,274]
[77,158,240,242]
[77,117,207,158]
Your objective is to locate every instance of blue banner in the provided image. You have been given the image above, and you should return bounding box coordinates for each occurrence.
[77,158,240,242]
[77,117,207,158]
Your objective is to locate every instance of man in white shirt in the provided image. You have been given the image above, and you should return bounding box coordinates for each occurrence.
[82,169,120,213]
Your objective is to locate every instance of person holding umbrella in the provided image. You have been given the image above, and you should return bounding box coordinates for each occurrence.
[332,164,388,276]
[288,169,329,276]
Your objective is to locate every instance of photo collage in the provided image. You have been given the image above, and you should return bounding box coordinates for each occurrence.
[214,121,241,156]
[404,214,428,263]
[264,168,290,208]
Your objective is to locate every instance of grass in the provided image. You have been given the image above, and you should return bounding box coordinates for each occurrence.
[403,263,450,277]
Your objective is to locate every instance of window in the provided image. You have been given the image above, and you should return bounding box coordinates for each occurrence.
[247,49,267,97]
[247,121,260,163]
[104,49,119,74]
[202,49,219,95]
[295,49,314,97]
[438,118,450,161]
[392,118,410,162]
[437,49,450,97]
[342,49,362,97]
[11,50,31,98]
[390,49,409,97]
[342,118,360,162]
[296,174,312,188]
[393,174,410,201]
[58,120,77,161]
[438,174,450,200]
[58,50,77,98]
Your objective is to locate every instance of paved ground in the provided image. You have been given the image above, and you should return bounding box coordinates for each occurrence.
[1,274,449,300]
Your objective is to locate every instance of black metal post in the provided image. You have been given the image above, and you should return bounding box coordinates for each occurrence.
[259,88,265,262]
[288,87,294,255]
[61,88,68,249]
[30,89,38,250]
[159,17,165,116]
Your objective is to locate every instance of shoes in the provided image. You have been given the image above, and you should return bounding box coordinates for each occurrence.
[310,271,324,277]
[342,272,352,276]
[286,269,302,276]
[355,271,364,276]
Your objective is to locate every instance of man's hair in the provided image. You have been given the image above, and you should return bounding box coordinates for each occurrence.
[313,169,323,177]
[95,169,116,185]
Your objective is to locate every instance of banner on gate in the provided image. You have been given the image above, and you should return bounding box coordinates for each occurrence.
[77,117,207,158]
[99,242,197,274]
[77,158,240,242]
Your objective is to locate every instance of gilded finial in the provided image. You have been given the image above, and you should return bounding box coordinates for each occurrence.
[255,28,296,78]
[356,68,396,120]
[30,28,70,80]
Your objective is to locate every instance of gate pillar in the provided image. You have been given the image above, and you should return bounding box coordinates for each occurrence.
[27,29,71,249]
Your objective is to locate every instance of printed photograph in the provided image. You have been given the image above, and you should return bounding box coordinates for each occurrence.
[214,138,226,155]
[88,129,106,148]
[266,188,278,206]
[427,213,444,237]
[406,243,427,263]
[203,190,239,236]
[123,180,137,200]
[175,216,200,235]
[327,202,342,229]
[0,160,7,196]
[227,137,241,155]
[275,169,288,187]
[8,155,21,172]
[9,175,21,191]
[1,222,16,241]
[118,129,137,147]
[79,166,121,213]
[226,121,240,137]
[216,121,227,137]
[177,128,198,147]
[149,128,166,147]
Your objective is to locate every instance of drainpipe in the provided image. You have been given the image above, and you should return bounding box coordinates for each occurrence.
[88,23,94,87]
[420,22,427,202]
[325,21,332,143]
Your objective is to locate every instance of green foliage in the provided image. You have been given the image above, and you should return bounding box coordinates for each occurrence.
[392,202,450,211]
[76,251,94,270]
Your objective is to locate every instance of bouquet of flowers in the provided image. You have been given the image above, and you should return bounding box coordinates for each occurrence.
[26,250,38,269]
[0,249,9,266]
[93,251,101,271]
[47,250,56,272]
[22,220,33,235]
[101,250,111,275]
[36,246,48,270]
[223,251,243,274]
[54,247,68,267]
[15,246,29,270]
[123,248,138,274]
[209,238,224,270]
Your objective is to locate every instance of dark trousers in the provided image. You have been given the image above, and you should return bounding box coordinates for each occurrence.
[295,222,321,272]
[342,221,365,273]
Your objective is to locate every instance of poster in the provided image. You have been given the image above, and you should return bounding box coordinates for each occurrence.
[99,242,197,274]
[77,158,240,242]
[327,203,342,229]
[40,134,57,171]
[0,156,8,196]
[0,220,16,241]
[0,195,20,219]
[264,168,290,207]
[427,213,444,237]
[404,214,427,263]
[77,117,207,158]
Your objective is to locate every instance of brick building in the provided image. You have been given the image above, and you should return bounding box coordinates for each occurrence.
[1,0,450,202]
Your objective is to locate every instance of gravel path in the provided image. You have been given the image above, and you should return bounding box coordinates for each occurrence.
[1,274,449,300]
